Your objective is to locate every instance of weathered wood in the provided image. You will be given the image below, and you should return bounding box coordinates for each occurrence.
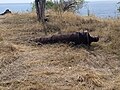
[33,31,99,45]
[35,0,39,20]
[35,0,46,22]
[35,0,47,35]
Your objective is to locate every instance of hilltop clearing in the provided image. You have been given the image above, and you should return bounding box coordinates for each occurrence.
[0,12,120,90]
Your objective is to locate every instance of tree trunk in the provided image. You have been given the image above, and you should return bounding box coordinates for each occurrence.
[35,0,47,35]
[35,0,46,22]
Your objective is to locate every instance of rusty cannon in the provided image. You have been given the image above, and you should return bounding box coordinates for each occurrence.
[33,31,99,46]
[0,9,11,15]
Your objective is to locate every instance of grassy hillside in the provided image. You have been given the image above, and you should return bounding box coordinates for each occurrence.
[0,12,120,90]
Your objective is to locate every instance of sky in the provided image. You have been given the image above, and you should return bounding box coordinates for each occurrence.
[0,0,119,3]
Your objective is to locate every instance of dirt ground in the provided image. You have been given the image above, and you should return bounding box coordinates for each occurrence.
[0,12,120,90]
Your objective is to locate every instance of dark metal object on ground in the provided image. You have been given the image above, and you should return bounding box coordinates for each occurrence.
[33,31,99,45]
[0,9,11,15]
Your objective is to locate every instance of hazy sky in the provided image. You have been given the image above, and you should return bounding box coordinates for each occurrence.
[0,0,119,3]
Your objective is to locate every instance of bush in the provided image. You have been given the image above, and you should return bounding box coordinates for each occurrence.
[31,0,84,13]
[46,1,55,9]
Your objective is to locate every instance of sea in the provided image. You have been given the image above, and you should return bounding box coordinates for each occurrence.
[79,1,120,18]
[0,3,32,13]
[0,1,120,18]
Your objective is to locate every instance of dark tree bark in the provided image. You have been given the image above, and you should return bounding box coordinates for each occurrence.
[35,0,46,22]
[35,0,47,35]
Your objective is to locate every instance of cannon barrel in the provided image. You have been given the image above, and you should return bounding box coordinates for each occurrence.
[33,32,99,45]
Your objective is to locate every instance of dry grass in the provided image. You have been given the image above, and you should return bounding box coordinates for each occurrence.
[0,12,120,90]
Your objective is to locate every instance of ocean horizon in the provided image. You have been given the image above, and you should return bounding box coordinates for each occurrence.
[0,3,32,13]
[79,1,120,18]
[0,1,120,18]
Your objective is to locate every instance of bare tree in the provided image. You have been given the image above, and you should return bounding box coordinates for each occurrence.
[53,0,84,12]
[35,0,47,35]
[35,0,46,22]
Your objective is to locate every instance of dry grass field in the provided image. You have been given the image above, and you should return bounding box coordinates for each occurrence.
[0,12,120,90]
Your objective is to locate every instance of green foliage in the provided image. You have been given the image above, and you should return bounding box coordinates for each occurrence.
[46,1,55,9]
[51,0,85,12]
[31,2,35,11]
[118,7,120,12]
[31,0,84,12]
[117,2,120,12]
[31,1,55,11]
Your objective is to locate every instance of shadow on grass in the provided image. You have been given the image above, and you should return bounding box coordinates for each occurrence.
[69,42,102,51]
